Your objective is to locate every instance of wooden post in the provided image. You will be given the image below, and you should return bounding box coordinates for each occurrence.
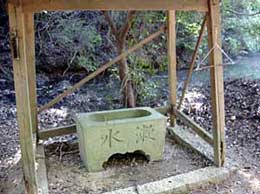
[8,3,38,194]
[25,12,38,134]
[207,0,225,167]
[167,10,177,127]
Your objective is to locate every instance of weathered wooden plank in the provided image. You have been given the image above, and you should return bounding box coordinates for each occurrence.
[38,125,77,140]
[38,26,166,113]
[24,12,38,134]
[168,126,237,171]
[167,126,214,161]
[16,0,208,12]
[36,144,49,194]
[174,108,214,146]
[167,10,177,127]
[178,15,207,110]
[8,3,38,194]
[207,0,225,167]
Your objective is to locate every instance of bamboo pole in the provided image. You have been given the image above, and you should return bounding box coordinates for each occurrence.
[38,26,166,113]
[177,15,207,110]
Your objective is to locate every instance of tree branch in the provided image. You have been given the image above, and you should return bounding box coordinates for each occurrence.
[0,0,6,11]
[227,9,260,16]
[102,11,119,37]
[119,11,137,41]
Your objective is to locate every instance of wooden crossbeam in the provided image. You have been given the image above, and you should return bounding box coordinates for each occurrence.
[174,108,214,146]
[38,125,77,140]
[15,0,208,12]
[38,26,166,113]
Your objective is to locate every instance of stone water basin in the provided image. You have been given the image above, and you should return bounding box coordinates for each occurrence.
[76,107,167,172]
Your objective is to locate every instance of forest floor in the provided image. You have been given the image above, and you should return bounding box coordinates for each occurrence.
[0,53,259,193]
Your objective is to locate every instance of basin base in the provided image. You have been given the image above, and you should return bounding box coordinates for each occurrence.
[76,107,167,172]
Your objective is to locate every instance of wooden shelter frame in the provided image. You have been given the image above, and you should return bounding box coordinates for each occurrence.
[7,0,225,193]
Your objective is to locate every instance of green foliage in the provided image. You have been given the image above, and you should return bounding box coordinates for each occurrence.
[129,55,156,75]
[221,0,260,55]
[55,18,102,71]
[157,56,169,72]
[31,6,260,105]
[77,55,98,72]
[35,12,103,72]
[35,4,260,74]
[128,55,158,103]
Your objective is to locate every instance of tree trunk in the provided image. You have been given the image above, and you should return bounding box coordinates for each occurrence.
[117,44,135,107]
[103,11,136,107]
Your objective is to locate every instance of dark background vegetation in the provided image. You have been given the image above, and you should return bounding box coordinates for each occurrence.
[0,1,259,89]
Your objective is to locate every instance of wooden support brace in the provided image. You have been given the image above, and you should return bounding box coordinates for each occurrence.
[38,26,166,113]
[8,3,38,194]
[207,0,225,167]
[38,124,77,140]
[177,15,208,110]
[174,108,214,146]
[25,11,38,134]
[167,10,177,127]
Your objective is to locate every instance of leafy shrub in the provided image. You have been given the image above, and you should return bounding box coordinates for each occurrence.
[127,55,158,103]
[35,11,110,72]
[222,0,260,56]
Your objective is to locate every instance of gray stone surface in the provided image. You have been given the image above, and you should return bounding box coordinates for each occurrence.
[137,167,230,194]
[104,166,233,194]
[103,125,238,194]
[76,107,167,172]
[103,187,137,194]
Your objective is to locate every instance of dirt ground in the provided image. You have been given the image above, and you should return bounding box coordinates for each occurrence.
[44,137,210,194]
[192,147,260,194]
[0,55,259,193]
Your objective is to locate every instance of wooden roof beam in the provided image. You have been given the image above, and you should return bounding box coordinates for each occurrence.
[16,0,208,13]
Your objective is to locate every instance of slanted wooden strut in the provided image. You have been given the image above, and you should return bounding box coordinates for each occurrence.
[178,15,208,110]
[38,26,166,113]
[174,108,214,146]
